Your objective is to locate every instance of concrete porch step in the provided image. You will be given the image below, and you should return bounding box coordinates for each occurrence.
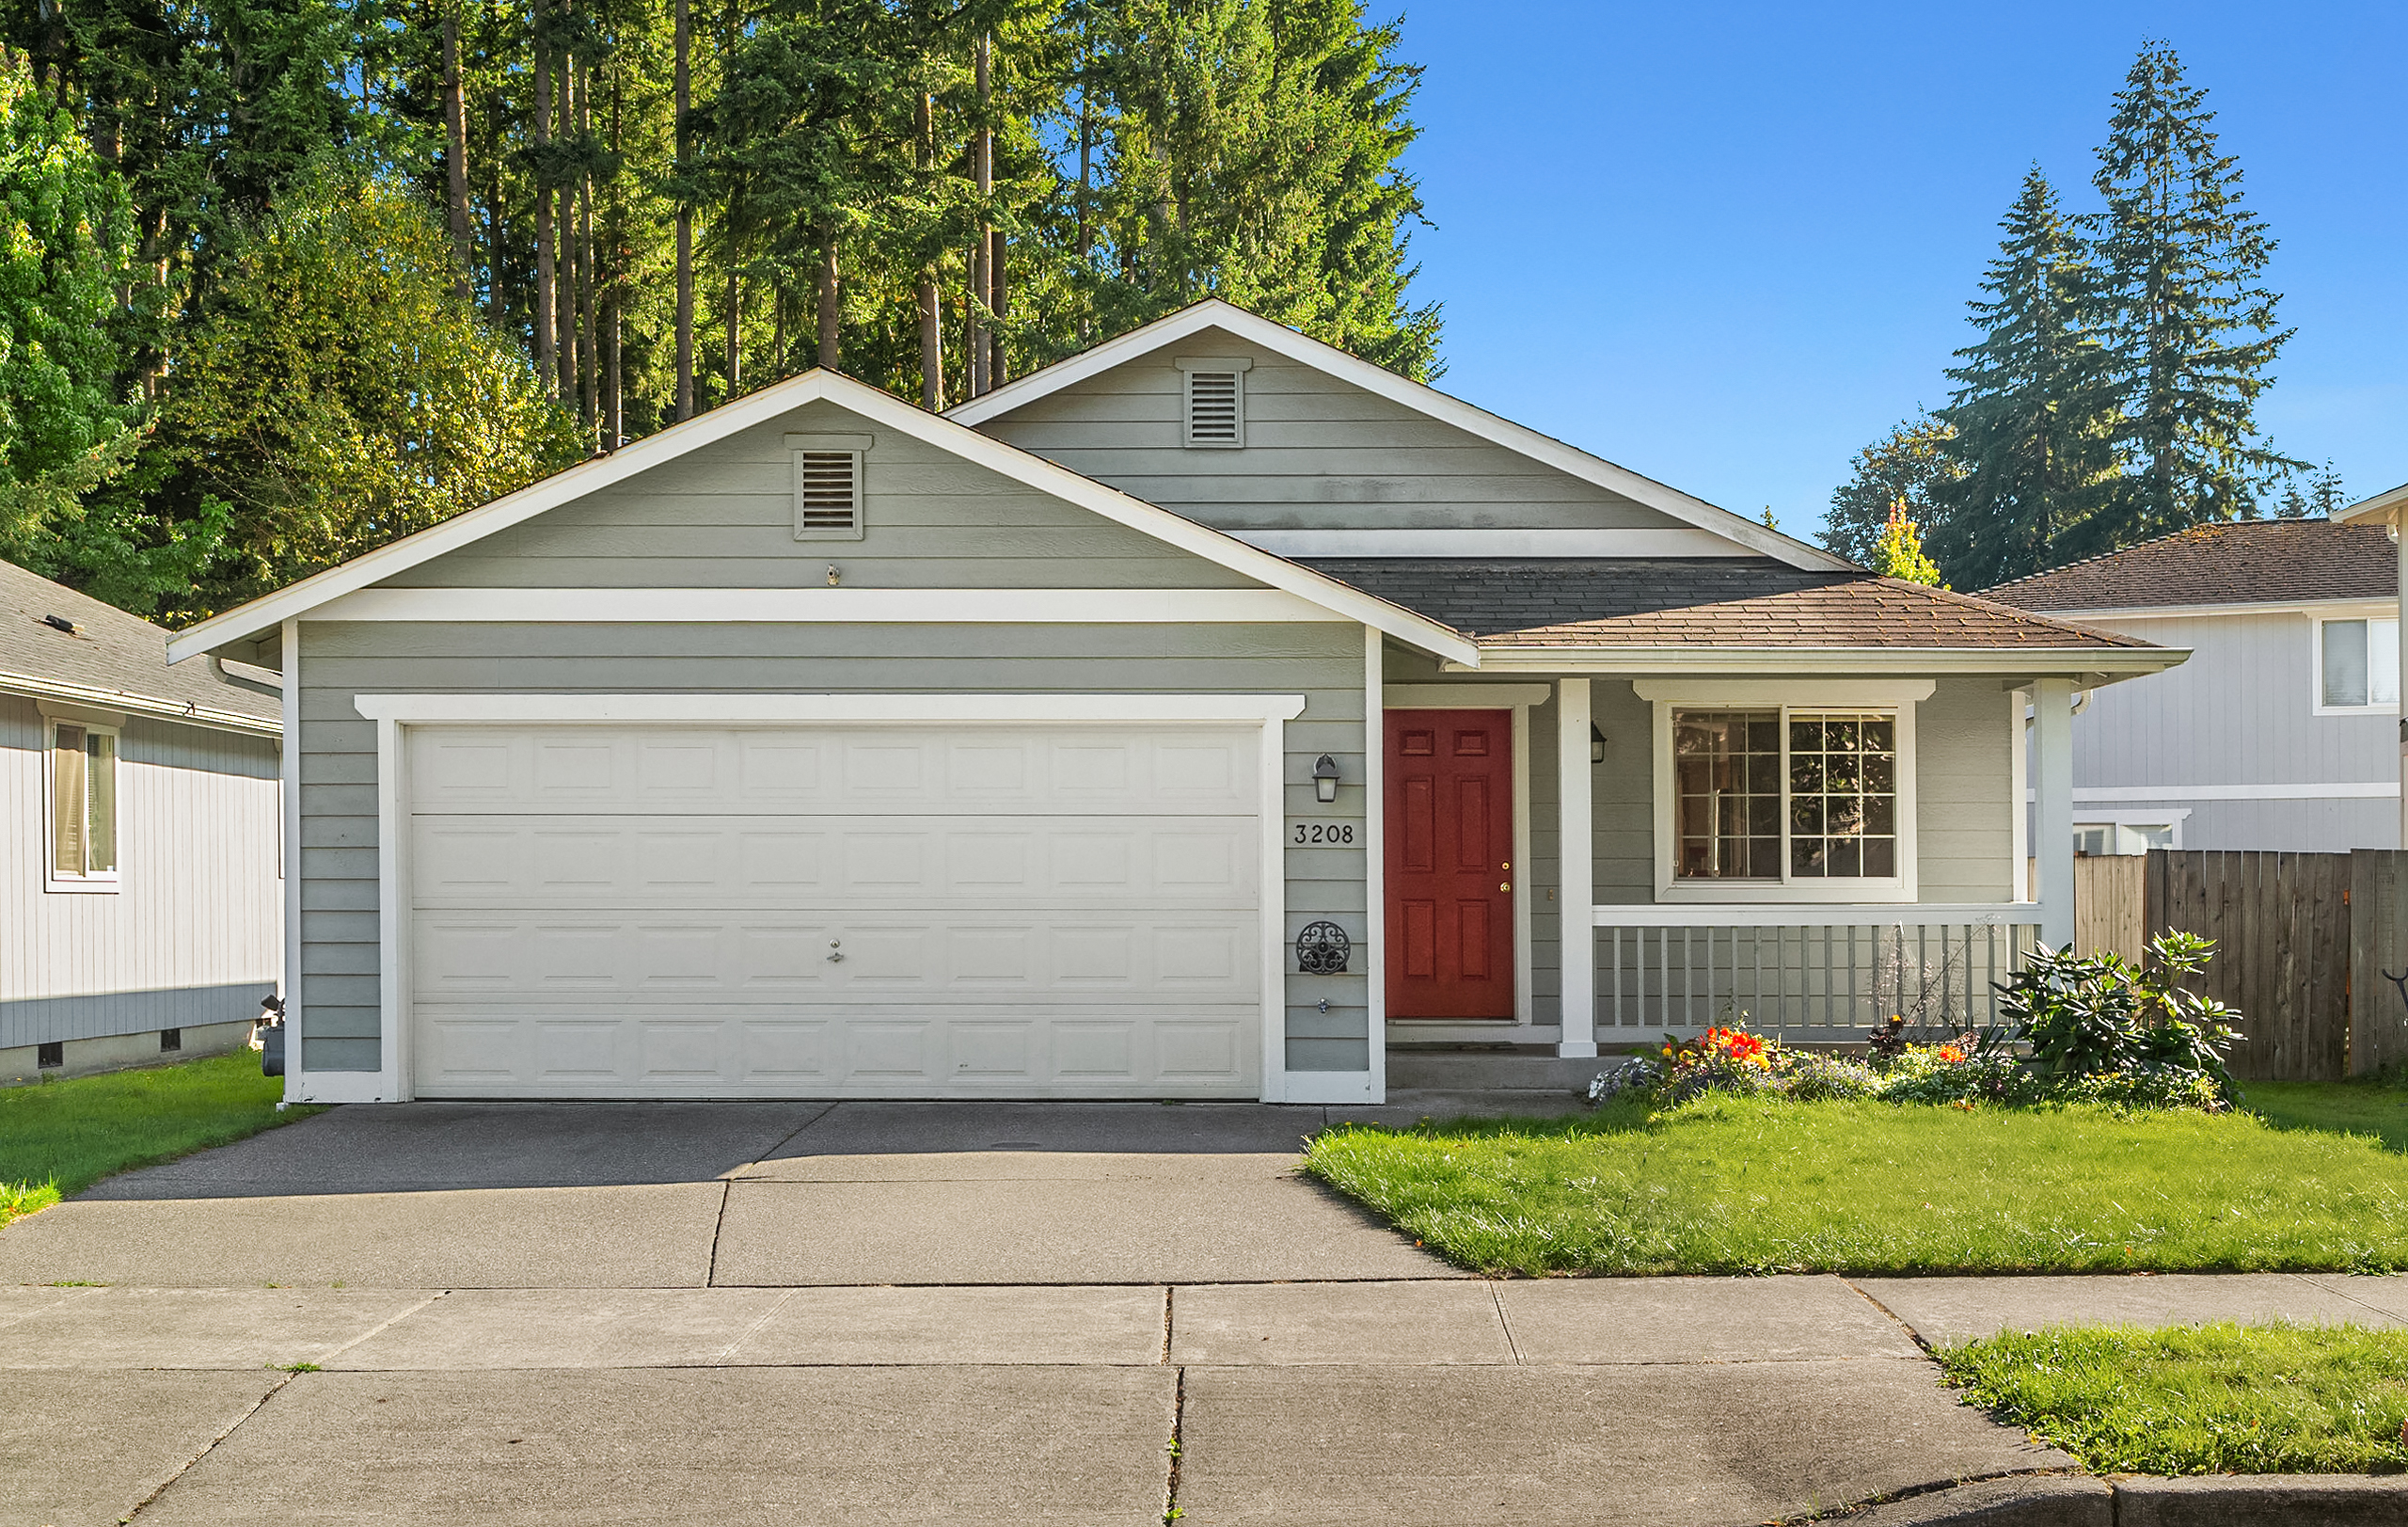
[1385,1050,1612,1092]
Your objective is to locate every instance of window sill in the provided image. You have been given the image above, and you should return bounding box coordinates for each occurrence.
[44,875,121,896]
[1655,882,1915,906]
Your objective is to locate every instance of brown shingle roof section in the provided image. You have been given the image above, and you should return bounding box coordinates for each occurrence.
[1983,518,2396,612]
[1298,558,2149,649]
[0,559,280,724]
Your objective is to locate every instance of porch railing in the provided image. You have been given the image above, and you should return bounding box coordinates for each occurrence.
[1589,904,2044,1042]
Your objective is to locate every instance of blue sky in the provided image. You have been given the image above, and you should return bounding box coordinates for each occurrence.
[1390,1,2407,544]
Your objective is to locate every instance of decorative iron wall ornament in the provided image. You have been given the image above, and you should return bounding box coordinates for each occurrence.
[1295,920,1351,975]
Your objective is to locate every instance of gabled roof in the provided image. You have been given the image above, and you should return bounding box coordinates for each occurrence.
[166,368,1479,667]
[0,560,279,735]
[1983,519,2395,613]
[946,300,1854,574]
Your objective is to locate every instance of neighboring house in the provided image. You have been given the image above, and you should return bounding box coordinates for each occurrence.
[2,562,282,1084]
[165,301,2182,1105]
[1986,519,2400,854]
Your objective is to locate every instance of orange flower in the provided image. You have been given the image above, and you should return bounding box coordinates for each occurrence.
[1936,1043,1967,1064]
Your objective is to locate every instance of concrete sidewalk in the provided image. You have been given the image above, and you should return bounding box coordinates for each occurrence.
[3,1102,2403,1526]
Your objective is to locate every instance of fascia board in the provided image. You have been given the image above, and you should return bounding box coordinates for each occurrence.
[2025,597,2392,622]
[168,365,1479,667]
[949,299,1856,574]
[0,670,281,737]
[1453,646,2192,681]
[2338,480,2408,523]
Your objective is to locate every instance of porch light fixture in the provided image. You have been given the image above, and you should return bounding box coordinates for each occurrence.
[1311,754,1340,803]
[1591,724,1607,763]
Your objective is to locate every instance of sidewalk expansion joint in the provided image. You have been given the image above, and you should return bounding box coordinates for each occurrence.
[121,1370,303,1521]
[1782,1467,2093,1524]
[315,1290,449,1366]
[2294,1270,2408,1328]
[1488,1281,1524,1364]
[1839,1276,1939,1356]
[1160,1286,1175,1365]
[1162,1365,1187,1525]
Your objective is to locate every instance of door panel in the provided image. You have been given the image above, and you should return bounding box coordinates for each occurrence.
[1386,709,1514,1020]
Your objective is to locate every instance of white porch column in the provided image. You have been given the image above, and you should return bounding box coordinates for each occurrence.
[2396,518,2407,850]
[2034,676,2075,949]
[1557,677,1597,1058]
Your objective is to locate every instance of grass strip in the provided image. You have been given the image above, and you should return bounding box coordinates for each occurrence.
[1303,1093,2408,1276]
[0,1052,320,1230]
[1938,1322,2408,1475]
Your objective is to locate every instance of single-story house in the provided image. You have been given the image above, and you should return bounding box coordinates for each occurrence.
[1986,518,2401,854]
[166,301,2185,1105]
[3,560,282,1083]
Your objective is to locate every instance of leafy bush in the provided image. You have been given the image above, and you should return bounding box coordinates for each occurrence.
[1999,932,2242,1100]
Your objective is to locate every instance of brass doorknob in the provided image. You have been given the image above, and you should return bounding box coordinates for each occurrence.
[1500,882,1512,893]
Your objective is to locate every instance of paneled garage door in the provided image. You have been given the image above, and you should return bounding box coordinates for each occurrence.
[403,723,1264,1098]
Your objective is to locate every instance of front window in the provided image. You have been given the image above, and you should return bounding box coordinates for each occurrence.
[51,722,119,883]
[1673,708,1897,883]
[2319,617,2400,709]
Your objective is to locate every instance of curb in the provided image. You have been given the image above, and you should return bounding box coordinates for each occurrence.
[1830,1472,2408,1525]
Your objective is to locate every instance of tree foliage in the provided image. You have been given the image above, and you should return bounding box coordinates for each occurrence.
[1870,501,1944,587]
[1823,414,1963,567]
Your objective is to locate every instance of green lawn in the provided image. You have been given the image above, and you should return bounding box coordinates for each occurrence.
[1303,1091,2408,1276]
[0,1052,318,1230]
[2248,1075,2408,1152]
[1939,1323,2408,1474]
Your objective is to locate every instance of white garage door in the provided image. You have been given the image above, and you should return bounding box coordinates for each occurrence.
[403,722,1264,1099]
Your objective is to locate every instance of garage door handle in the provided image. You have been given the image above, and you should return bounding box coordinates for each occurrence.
[826,952,845,963]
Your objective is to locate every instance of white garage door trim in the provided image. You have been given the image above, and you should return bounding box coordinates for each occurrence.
[321,692,1309,1105]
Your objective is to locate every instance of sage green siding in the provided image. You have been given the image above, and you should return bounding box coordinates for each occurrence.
[976,326,1702,536]
[294,397,1371,1078]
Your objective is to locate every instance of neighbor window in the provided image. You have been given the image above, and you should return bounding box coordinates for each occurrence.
[1672,708,1898,883]
[50,721,119,885]
[2318,617,2400,709]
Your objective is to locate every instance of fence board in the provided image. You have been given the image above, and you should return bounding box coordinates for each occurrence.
[2350,850,2408,1076]
[2071,856,2146,962]
[2141,850,2351,1082]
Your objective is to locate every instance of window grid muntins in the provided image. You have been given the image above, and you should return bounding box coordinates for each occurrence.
[1671,707,1896,883]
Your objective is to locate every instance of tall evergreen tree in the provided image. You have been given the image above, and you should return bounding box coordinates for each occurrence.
[1925,167,2120,588]
[1820,413,1963,567]
[2086,40,2297,543]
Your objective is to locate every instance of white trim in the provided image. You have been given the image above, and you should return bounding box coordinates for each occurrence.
[311,587,1350,625]
[2071,807,2194,825]
[1380,682,1549,1029]
[355,697,1304,1105]
[2338,481,2408,523]
[40,712,121,895]
[1643,690,1923,904]
[2034,676,2076,947]
[1594,902,2039,930]
[0,671,278,738]
[1229,528,1753,559]
[1470,648,2186,680]
[2312,612,2402,716]
[1632,678,1935,708]
[1362,630,1387,1103]
[280,620,301,1106]
[2069,782,2401,803]
[165,366,1477,667]
[2033,597,2394,623]
[353,692,1310,724]
[1556,678,1597,1058]
[1384,683,1555,709]
[945,300,1853,572]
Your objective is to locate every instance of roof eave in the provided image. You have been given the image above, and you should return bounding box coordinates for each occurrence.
[2338,482,2408,525]
[1448,646,2189,683]
[0,670,281,737]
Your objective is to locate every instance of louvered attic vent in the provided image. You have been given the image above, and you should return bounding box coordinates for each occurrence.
[789,434,869,541]
[1178,358,1251,448]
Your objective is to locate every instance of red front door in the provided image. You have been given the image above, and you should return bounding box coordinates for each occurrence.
[1386,709,1515,1020]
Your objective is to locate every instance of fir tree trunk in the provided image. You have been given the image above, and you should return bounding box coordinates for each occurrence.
[816,226,840,370]
[603,55,623,449]
[970,33,990,397]
[578,57,597,432]
[989,230,1006,385]
[725,270,742,393]
[441,2,473,300]
[532,1,556,397]
[917,91,941,409]
[673,0,693,421]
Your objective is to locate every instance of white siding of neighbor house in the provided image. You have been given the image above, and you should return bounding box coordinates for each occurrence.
[973,325,1714,537]
[2059,608,2399,852]
[293,398,1371,1076]
[0,692,281,1048]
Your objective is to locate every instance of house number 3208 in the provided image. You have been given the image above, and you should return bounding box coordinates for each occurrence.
[1291,821,1356,845]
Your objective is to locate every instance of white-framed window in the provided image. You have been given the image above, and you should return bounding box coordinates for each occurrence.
[2074,821,2176,857]
[787,431,869,541]
[2316,615,2400,712]
[1175,356,1252,449]
[47,718,120,892]
[1637,679,1928,902]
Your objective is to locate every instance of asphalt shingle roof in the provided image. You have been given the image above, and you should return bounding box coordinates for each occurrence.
[0,560,280,724]
[1983,518,2395,612]
[1297,558,2149,649]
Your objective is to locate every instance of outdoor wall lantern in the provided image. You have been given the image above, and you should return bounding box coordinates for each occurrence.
[1590,724,1608,763]
[1311,754,1341,803]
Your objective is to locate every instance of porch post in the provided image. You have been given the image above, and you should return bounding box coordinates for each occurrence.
[1557,677,1597,1058]
[2034,676,2075,949]
[2396,517,2407,850]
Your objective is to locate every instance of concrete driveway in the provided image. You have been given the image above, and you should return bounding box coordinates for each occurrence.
[0,1102,2076,1526]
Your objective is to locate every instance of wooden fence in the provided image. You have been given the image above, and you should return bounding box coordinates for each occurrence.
[2054,850,2408,1080]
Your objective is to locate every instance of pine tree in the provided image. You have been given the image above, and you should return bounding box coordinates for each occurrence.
[1821,414,1964,567]
[2087,40,2298,544]
[1926,167,2119,588]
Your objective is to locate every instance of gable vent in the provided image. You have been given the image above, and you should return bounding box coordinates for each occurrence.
[789,434,870,541]
[1178,358,1251,449]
